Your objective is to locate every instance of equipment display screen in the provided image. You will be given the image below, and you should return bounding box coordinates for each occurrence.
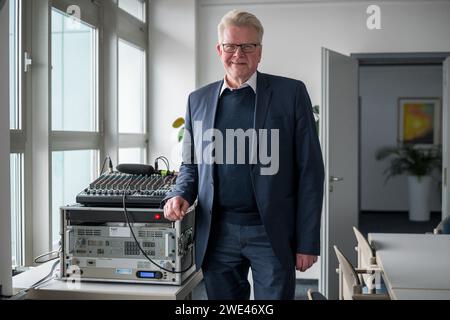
[138,271,156,278]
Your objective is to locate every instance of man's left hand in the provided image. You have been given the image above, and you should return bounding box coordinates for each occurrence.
[296,254,318,272]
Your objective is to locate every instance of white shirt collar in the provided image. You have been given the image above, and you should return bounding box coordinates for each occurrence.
[220,71,257,96]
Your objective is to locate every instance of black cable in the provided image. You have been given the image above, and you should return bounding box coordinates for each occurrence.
[158,156,170,168]
[155,156,170,172]
[100,156,110,175]
[30,259,60,289]
[34,249,60,264]
[155,157,169,171]
[108,157,114,173]
[122,177,194,274]
[14,259,60,297]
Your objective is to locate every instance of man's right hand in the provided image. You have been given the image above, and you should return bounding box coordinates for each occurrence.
[163,196,190,221]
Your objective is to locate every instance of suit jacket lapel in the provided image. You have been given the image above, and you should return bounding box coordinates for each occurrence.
[205,80,223,189]
[205,80,223,131]
[255,72,272,131]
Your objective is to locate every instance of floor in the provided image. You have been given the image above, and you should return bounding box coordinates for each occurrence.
[191,211,443,300]
[192,278,318,300]
[358,211,442,237]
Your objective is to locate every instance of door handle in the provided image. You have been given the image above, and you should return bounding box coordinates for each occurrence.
[330,176,344,182]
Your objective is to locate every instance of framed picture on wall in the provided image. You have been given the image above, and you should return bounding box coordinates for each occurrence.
[398,97,441,145]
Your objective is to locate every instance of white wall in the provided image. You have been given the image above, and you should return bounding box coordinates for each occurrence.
[197,0,450,107]
[0,0,12,297]
[148,0,450,169]
[360,65,443,212]
[148,0,197,168]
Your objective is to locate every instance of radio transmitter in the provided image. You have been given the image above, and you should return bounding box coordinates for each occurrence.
[60,205,195,285]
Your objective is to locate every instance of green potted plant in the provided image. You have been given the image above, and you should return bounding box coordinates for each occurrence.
[375,144,442,221]
[172,117,185,142]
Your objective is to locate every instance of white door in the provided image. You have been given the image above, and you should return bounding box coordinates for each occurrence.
[442,57,450,220]
[320,48,359,300]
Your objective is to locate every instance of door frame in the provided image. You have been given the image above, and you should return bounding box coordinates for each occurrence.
[320,48,359,299]
[320,51,450,299]
[351,51,450,222]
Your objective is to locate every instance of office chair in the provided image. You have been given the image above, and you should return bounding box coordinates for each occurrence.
[352,226,377,267]
[306,289,327,300]
[352,227,384,287]
[334,246,390,300]
[433,216,450,234]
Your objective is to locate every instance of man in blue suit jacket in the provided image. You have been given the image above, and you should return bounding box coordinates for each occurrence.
[162,9,324,300]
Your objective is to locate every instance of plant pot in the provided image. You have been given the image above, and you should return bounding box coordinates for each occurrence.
[407,175,432,222]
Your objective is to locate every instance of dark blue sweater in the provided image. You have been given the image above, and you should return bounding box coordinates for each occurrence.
[213,86,260,224]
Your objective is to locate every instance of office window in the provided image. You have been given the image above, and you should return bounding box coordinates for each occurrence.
[10,0,24,268]
[119,148,146,164]
[118,0,146,22]
[9,0,21,130]
[10,154,24,267]
[51,9,98,132]
[51,150,98,248]
[118,39,146,134]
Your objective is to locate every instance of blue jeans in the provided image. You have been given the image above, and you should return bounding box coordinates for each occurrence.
[202,219,295,300]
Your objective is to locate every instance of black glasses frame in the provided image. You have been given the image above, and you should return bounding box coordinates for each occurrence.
[221,43,261,53]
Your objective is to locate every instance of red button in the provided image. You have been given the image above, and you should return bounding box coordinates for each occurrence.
[154,213,161,220]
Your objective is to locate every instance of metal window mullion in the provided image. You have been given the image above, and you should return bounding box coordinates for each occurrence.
[9,153,24,267]
[117,9,147,50]
[102,0,119,168]
[48,1,54,252]
[97,1,105,165]
[19,0,26,133]
[11,155,17,267]
[10,130,25,153]
[50,131,102,152]
[117,28,147,50]
[92,26,99,133]
[60,12,65,132]
[22,0,34,267]
[141,48,146,135]
[117,2,147,25]
[27,0,52,262]
[18,153,25,266]
[16,0,22,130]
[52,0,100,29]
[145,0,150,164]
[119,133,147,148]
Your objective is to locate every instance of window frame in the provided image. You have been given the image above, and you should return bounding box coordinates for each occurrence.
[48,4,102,248]
[117,3,149,163]
[118,0,147,24]
[9,0,26,267]
[10,153,25,268]
[50,6,100,133]
[14,0,149,265]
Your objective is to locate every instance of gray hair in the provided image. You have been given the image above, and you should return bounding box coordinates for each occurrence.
[217,9,264,43]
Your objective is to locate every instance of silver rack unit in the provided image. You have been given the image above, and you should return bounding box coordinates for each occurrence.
[59,205,195,285]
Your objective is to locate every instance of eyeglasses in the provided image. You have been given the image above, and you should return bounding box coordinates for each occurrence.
[222,43,261,53]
